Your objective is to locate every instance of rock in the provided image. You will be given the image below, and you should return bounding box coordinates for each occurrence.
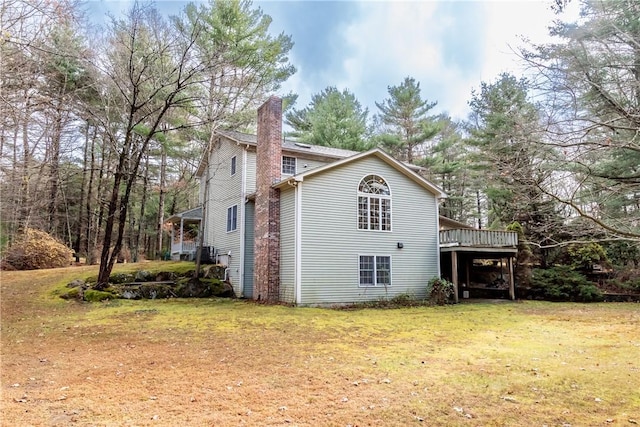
[67,279,86,288]
[203,265,226,280]
[155,271,177,282]
[135,270,153,282]
[217,282,235,298]
[109,272,135,284]
[121,290,139,300]
[60,287,83,300]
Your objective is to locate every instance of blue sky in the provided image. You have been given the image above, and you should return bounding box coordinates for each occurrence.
[86,0,579,121]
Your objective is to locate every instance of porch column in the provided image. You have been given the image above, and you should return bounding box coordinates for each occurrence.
[508,256,515,300]
[451,251,459,303]
[179,217,184,255]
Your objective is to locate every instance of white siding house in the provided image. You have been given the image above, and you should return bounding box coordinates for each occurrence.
[275,150,443,305]
[197,96,447,304]
[196,128,360,297]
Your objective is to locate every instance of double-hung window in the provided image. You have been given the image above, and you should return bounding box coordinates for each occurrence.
[359,255,391,287]
[226,205,238,232]
[282,156,296,175]
[230,156,237,176]
[358,175,391,231]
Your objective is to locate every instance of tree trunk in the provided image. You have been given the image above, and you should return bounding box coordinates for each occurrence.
[156,147,167,259]
[134,152,150,262]
[74,123,92,259]
[85,126,98,264]
[47,113,62,235]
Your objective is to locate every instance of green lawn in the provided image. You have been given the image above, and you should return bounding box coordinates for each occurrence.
[1,262,639,426]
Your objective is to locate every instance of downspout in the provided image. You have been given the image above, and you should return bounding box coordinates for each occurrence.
[295,180,303,305]
[238,146,248,297]
[436,198,443,278]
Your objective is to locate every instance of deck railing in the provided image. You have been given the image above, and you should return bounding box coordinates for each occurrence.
[171,241,197,254]
[439,229,518,248]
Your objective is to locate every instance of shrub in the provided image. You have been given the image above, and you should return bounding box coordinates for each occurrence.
[605,241,640,268]
[608,269,640,293]
[427,277,454,305]
[529,266,603,302]
[1,228,73,270]
[567,243,609,271]
[389,293,415,306]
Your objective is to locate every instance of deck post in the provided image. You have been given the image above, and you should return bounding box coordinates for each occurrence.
[451,251,459,303]
[508,256,515,300]
[179,217,184,256]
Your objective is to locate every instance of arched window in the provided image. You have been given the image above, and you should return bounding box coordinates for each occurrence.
[358,175,391,231]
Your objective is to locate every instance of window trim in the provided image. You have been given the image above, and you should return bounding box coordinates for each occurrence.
[358,254,392,287]
[226,204,238,233]
[357,174,392,232]
[282,155,296,175]
[230,155,237,176]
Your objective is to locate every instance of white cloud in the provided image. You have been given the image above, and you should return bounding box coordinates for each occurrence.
[331,1,582,121]
[339,2,444,111]
[277,0,583,125]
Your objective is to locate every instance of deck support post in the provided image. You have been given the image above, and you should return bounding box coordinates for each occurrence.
[179,217,185,258]
[508,256,515,300]
[451,251,459,303]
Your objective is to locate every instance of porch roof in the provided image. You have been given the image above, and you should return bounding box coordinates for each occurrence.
[166,206,202,224]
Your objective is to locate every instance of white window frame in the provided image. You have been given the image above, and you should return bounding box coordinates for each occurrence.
[230,155,237,176]
[358,255,392,287]
[282,156,296,175]
[226,205,238,232]
[357,174,392,232]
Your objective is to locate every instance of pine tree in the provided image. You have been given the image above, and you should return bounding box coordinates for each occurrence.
[375,76,440,163]
[285,87,372,151]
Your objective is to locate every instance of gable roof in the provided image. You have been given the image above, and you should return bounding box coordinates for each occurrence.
[196,130,428,177]
[217,130,360,159]
[195,130,361,177]
[273,148,447,198]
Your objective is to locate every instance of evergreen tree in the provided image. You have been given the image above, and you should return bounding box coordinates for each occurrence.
[420,115,472,223]
[285,87,373,151]
[524,0,640,239]
[374,76,440,163]
[467,73,561,265]
[176,0,295,137]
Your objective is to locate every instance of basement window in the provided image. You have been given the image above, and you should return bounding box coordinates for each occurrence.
[359,255,391,287]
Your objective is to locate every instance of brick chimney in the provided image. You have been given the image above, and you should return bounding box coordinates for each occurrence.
[253,96,282,302]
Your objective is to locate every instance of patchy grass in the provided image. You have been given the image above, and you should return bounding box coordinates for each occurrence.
[1,263,639,426]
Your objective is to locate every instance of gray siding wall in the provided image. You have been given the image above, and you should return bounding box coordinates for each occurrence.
[281,155,330,176]
[243,201,255,298]
[245,151,331,194]
[279,188,296,303]
[203,139,245,294]
[245,151,257,194]
[299,156,439,305]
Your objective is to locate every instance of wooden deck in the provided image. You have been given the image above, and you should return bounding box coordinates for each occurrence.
[440,229,518,253]
[439,228,519,302]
